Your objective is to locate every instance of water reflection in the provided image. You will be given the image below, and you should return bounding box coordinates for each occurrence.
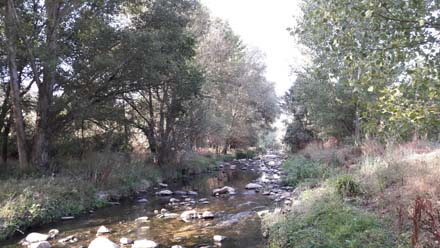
[1,168,272,248]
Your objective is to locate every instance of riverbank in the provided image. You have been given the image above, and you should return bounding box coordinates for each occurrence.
[263,141,440,247]
[1,153,288,248]
[0,152,232,241]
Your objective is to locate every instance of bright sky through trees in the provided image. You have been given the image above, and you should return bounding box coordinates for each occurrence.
[201,0,305,96]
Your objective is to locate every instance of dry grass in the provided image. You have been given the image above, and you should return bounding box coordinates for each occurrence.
[356,140,440,246]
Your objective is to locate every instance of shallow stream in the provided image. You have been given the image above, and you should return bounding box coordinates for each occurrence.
[2,156,286,248]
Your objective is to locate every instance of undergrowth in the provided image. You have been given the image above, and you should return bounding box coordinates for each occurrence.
[0,151,224,240]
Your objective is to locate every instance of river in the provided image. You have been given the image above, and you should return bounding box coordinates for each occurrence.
[3,154,287,248]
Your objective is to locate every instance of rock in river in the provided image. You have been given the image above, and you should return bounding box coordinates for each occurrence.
[213,235,227,242]
[135,216,149,223]
[29,241,51,248]
[201,211,215,219]
[132,239,158,248]
[164,213,179,219]
[24,233,50,243]
[180,210,198,222]
[120,237,134,245]
[96,225,111,235]
[156,189,173,196]
[212,186,236,195]
[89,237,119,248]
[245,183,263,190]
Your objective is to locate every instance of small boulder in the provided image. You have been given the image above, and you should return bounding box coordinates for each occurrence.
[137,198,148,203]
[120,237,134,245]
[201,211,215,219]
[96,225,111,236]
[156,190,173,196]
[164,213,179,219]
[132,239,158,248]
[212,186,236,195]
[58,235,77,244]
[159,183,168,188]
[174,190,187,195]
[24,233,50,243]
[213,235,227,242]
[180,210,198,222]
[135,217,149,223]
[187,191,198,196]
[89,237,119,248]
[29,241,51,248]
[245,183,263,190]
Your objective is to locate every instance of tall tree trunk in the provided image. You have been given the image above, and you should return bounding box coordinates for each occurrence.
[0,83,11,135]
[0,84,11,165]
[5,0,29,169]
[2,114,12,164]
[32,0,61,167]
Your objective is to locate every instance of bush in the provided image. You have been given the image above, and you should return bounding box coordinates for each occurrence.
[235,149,256,159]
[335,175,361,197]
[0,152,162,240]
[267,201,393,248]
[281,155,328,187]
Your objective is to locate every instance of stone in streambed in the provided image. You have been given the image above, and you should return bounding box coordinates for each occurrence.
[180,210,198,222]
[137,198,148,203]
[245,183,263,190]
[164,213,179,219]
[132,239,158,248]
[201,211,215,219]
[135,216,149,223]
[89,237,119,248]
[29,241,51,248]
[212,186,236,195]
[156,189,173,196]
[120,237,134,245]
[58,235,77,244]
[96,225,111,235]
[213,235,227,242]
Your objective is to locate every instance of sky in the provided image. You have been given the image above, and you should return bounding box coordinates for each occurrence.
[200,0,305,97]
[201,0,306,141]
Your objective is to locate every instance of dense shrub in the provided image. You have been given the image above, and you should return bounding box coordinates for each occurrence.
[335,175,361,197]
[267,201,393,248]
[281,155,328,187]
[235,149,256,159]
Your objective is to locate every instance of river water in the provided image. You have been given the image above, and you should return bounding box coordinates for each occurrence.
[2,156,285,248]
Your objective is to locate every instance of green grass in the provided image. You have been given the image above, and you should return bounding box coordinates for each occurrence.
[264,154,394,248]
[235,149,257,159]
[266,197,393,248]
[281,155,330,187]
[0,151,223,240]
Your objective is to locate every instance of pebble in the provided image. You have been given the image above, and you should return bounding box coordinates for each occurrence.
[213,235,227,242]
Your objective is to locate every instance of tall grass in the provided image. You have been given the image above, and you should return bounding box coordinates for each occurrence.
[0,152,164,240]
[264,184,393,248]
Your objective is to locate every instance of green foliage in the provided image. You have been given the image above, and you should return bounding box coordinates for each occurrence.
[335,175,361,197]
[0,153,162,240]
[285,0,440,142]
[267,201,393,248]
[235,149,256,159]
[282,155,328,187]
[283,119,314,152]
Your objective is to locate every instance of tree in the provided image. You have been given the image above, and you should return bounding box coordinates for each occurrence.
[286,0,440,143]
[3,0,29,168]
